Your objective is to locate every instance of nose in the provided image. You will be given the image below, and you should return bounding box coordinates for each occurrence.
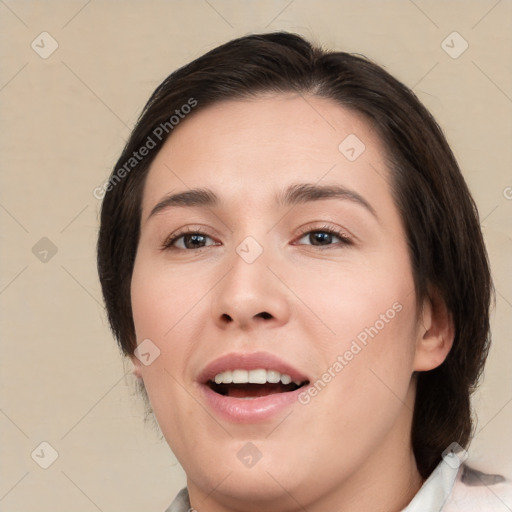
[210,242,291,332]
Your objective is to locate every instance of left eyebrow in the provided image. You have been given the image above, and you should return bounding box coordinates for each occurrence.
[277,183,378,220]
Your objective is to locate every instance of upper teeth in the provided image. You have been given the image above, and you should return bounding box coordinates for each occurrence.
[213,369,301,386]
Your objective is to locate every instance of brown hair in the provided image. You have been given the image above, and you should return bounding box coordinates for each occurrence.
[97,32,493,479]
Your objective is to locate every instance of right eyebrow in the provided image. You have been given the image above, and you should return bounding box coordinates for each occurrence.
[147,188,219,221]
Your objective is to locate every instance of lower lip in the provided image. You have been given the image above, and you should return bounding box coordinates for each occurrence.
[199,384,303,423]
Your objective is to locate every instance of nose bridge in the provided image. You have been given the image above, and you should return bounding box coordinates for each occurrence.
[211,233,290,329]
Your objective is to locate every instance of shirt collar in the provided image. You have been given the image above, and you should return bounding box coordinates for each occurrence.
[401,454,461,511]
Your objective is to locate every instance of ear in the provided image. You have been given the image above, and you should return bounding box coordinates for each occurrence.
[130,354,143,379]
[413,287,455,371]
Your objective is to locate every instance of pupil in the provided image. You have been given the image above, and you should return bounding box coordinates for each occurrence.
[311,232,331,245]
[185,234,205,249]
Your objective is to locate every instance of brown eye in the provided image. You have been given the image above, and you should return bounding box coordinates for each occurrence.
[296,229,351,247]
[305,231,336,246]
[163,231,217,250]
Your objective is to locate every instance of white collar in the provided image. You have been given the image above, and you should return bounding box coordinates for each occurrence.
[402,454,461,511]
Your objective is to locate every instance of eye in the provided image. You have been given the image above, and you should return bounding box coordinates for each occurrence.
[162,230,218,250]
[295,225,352,248]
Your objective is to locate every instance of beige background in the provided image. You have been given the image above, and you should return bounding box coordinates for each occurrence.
[0,1,511,510]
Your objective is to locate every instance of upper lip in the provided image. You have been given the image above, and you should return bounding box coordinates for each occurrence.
[197,352,310,384]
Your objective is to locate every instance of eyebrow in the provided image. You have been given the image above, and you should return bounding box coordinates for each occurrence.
[148,188,218,220]
[278,183,377,219]
[147,183,377,221]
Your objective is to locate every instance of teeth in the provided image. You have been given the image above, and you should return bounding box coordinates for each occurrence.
[214,370,232,385]
[267,370,281,384]
[248,369,267,384]
[212,369,303,386]
[232,369,248,383]
[280,374,292,385]
[221,370,233,384]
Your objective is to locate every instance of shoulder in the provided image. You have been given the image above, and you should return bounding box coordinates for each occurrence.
[444,464,512,511]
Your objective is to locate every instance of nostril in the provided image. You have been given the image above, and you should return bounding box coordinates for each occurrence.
[256,312,272,320]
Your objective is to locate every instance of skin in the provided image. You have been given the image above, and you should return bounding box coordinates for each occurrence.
[130,94,454,512]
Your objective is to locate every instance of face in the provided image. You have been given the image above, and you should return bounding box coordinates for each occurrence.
[130,94,425,510]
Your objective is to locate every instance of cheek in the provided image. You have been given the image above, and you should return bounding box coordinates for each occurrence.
[129,256,202,403]
[315,283,417,412]
[289,245,419,416]
[288,254,416,351]
[295,293,418,464]
[130,255,207,342]
[130,259,203,438]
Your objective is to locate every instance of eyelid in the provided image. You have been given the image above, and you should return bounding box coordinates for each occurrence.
[293,222,353,245]
[160,225,219,251]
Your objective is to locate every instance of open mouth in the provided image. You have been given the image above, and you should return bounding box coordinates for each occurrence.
[207,369,309,399]
[208,381,308,398]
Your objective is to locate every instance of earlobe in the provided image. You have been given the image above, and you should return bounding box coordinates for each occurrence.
[130,355,143,379]
[413,288,455,372]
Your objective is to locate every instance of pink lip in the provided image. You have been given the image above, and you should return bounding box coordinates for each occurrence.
[199,384,305,424]
[196,352,310,424]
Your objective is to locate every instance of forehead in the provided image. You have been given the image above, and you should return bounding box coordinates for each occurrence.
[141,94,391,215]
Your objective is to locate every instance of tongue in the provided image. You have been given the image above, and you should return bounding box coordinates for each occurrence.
[226,383,292,398]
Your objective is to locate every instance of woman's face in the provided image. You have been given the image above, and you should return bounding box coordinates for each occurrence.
[130,94,426,509]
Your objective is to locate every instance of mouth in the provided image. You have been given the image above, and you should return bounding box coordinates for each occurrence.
[207,369,309,399]
[197,352,311,421]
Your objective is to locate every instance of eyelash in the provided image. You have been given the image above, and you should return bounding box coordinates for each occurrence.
[160,224,352,251]
[294,223,353,248]
[160,227,218,251]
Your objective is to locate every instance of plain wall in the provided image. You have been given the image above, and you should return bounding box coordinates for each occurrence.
[1,1,511,510]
